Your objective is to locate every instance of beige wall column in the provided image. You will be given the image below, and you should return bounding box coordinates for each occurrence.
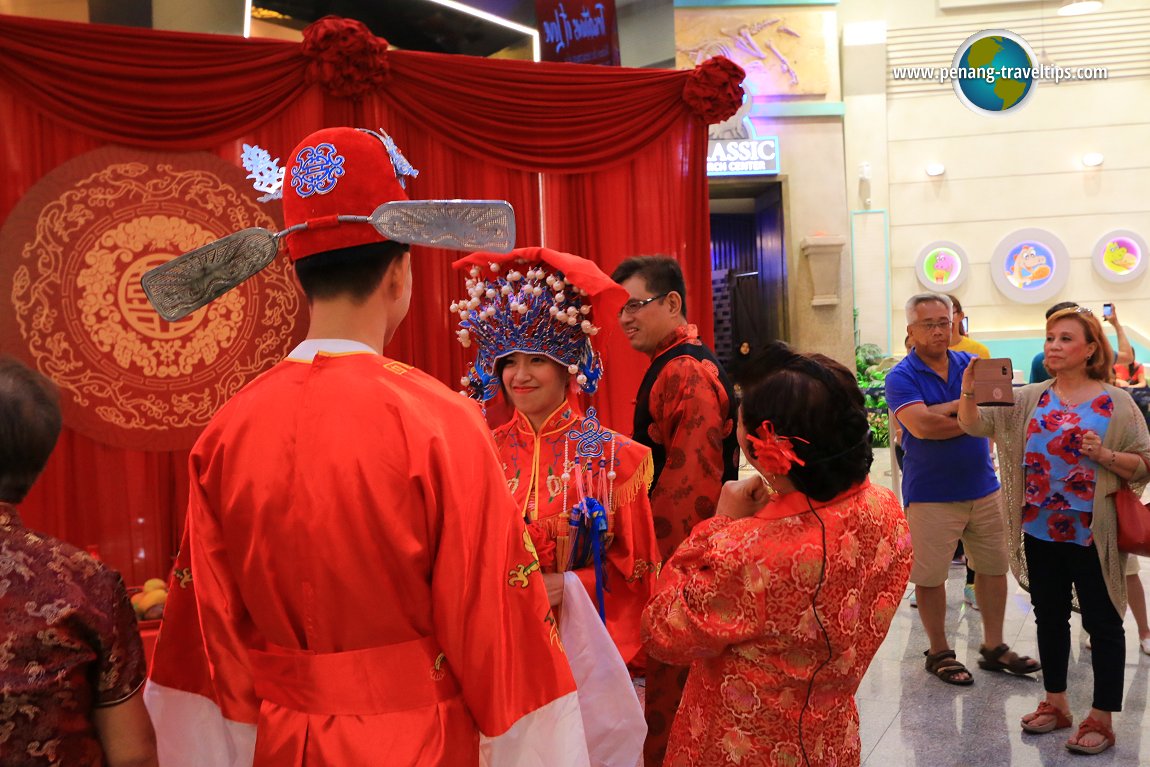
[152,0,247,35]
[779,119,853,366]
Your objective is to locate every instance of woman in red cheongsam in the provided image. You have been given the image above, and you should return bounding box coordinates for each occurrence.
[643,342,913,767]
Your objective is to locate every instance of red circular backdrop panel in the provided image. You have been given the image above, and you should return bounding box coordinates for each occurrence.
[0,146,306,451]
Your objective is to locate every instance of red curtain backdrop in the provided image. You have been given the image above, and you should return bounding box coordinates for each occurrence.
[0,14,740,582]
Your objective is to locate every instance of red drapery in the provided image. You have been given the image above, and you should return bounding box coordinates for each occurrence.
[0,14,741,582]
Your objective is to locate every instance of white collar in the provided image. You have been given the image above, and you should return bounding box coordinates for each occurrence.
[286,339,378,362]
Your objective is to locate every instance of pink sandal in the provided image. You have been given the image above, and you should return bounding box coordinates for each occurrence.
[1020,700,1072,734]
[1065,716,1115,755]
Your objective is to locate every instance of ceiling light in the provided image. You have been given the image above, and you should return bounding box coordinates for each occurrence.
[925,163,946,177]
[1082,152,1104,167]
[423,0,541,61]
[1058,0,1103,16]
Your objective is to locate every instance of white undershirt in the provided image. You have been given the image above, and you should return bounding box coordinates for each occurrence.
[286,339,378,361]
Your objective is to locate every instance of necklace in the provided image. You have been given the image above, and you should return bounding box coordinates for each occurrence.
[1052,381,1096,409]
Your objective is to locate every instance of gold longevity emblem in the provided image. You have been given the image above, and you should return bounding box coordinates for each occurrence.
[0,147,307,451]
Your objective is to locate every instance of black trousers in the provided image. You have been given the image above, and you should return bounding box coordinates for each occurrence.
[1024,533,1125,711]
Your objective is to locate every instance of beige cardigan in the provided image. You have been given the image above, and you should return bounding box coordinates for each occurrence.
[960,381,1150,614]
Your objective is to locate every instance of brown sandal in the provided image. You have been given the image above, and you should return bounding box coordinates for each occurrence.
[924,649,973,686]
[978,643,1041,675]
[1021,700,1072,734]
[1065,716,1115,755]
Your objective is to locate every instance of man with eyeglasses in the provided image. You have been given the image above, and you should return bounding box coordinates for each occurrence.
[610,255,738,767]
[885,292,1039,688]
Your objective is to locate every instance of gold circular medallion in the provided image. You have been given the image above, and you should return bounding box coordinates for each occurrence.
[0,147,305,450]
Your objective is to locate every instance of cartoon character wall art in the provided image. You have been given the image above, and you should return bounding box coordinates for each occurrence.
[1102,238,1139,275]
[1006,243,1053,289]
[915,242,968,291]
[927,249,958,284]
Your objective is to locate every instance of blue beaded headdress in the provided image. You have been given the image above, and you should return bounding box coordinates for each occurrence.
[452,261,603,402]
[451,247,628,402]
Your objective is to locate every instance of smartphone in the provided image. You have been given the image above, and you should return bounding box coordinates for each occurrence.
[1103,303,1113,320]
[972,358,1014,407]
[960,316,970,335]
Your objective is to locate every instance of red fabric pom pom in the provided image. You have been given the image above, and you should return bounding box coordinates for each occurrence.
[682,56,746,124]
[302,16,390,99]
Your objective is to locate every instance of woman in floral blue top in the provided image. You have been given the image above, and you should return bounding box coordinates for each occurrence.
[958,307,1150,757]
[1022,389,1115,546]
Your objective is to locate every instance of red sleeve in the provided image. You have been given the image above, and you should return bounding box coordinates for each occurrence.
[147,522,218,703]
[641,516,768,666]
[427,407,577,737]
[648,356,732,558]
[93,570,148,705]
[184,462,263,723]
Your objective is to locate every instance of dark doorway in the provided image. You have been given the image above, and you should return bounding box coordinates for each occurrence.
[708,179,786,377]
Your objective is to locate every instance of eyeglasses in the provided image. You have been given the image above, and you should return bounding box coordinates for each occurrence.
[619,293,668,316]
[911,320,953,332]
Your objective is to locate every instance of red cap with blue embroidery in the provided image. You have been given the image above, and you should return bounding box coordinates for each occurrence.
[282,127,414,262]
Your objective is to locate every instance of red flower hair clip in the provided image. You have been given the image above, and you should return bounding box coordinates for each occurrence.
[746,420,808,476]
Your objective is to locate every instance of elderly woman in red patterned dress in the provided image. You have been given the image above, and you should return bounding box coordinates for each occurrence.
[0,357,157,767]
[642,342,912,766]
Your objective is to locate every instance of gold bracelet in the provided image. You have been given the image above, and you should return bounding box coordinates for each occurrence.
[962,390,975,399]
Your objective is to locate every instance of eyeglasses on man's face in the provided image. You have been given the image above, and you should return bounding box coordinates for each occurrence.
[911,319,953,332]
[619,293,668,316]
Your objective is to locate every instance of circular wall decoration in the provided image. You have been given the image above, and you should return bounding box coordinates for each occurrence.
[1091,229,1147,284]
[0,146,306,451]
[915,241,969,290]
[990,228,1071,304]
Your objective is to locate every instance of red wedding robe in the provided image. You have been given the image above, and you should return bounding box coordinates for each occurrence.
[643,480,912,767]
[146,346,586,767]
[494,405,661,665]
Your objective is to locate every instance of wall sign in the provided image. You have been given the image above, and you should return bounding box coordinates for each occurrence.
[914,241,968,290]
[1092,229,1147,284]
[706,137,780,177]
[536,0,620,66]
[990,228,1070,304]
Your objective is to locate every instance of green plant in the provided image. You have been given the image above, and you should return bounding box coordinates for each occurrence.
[856,344,891,447]
[867,410,890,448]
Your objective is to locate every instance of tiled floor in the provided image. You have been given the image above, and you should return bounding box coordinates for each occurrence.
[855,447,1150,767]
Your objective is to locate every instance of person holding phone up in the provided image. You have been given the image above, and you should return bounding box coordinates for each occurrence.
[957,306,1150,756]
[885,293,1038,688]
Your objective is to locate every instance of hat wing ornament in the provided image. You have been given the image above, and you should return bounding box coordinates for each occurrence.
[371,200,515,252]
[141,127,516,321]
[141,200,516,321]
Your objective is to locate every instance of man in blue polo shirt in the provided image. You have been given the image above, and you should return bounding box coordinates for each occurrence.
[886,292,1039,686]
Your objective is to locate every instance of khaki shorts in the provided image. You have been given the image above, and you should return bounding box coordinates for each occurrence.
[1127,555,1141,577]
[906,490,1009,586]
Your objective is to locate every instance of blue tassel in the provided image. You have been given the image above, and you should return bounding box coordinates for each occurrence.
[568,497,610,622]
[588,499,609,622]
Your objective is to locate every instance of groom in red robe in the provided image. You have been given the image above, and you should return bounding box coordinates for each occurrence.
[146,127,588,766]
